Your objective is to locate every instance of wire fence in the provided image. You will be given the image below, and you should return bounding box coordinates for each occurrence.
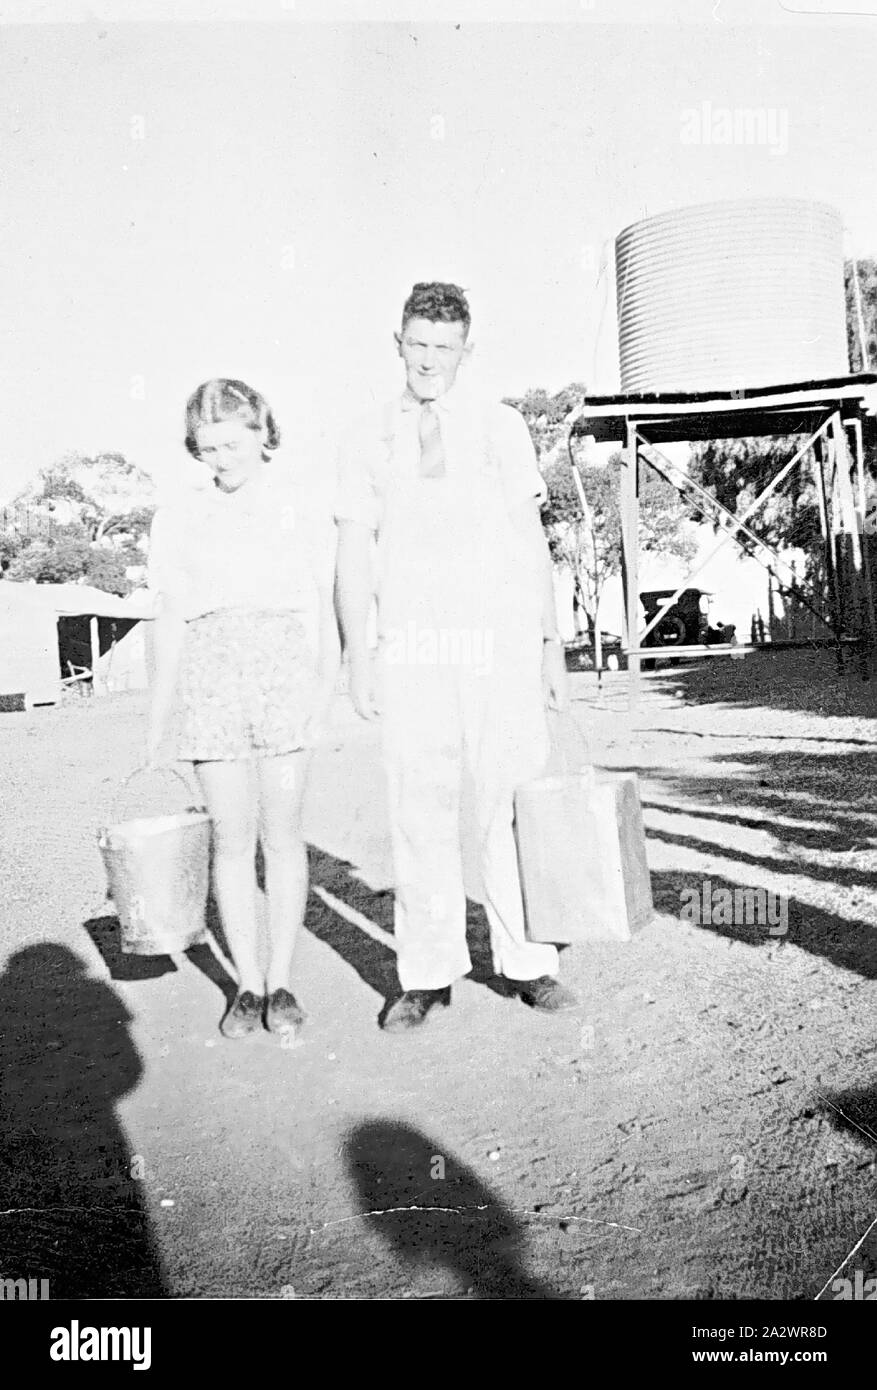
[0,505,57,538]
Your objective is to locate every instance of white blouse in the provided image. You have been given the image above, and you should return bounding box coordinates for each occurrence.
[147,454,336,628]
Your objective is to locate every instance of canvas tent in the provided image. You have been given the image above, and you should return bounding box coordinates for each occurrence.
[0,581,156,708]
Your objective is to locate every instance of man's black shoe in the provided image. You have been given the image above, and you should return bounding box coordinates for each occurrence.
[515,975,580,1012]
[382,987,451,1032]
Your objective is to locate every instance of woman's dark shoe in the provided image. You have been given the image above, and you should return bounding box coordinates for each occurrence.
[265,988,306,1036]
[382,987,451,1032]
[220,991,265,1039]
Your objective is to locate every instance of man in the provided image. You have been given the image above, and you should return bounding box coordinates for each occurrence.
[335,282,579,1031]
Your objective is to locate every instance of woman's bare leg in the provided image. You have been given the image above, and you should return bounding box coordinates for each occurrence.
[257,751,311,994]
[194,758,262,995]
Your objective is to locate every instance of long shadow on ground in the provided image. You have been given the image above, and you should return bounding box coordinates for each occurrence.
[647,647,874,718]
[0,943,167,1297]
[638,739,876,979]
[344,1119,567,1299]
[650,867,877,980]
[304,845,516,1015]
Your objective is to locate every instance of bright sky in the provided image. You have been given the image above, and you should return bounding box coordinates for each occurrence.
[3,1,877,498]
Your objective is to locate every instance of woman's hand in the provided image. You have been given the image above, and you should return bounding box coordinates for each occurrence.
[349,659,381,721]
[147,605,186,770]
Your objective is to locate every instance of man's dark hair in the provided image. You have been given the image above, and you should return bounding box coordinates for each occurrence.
[401,282,471,337]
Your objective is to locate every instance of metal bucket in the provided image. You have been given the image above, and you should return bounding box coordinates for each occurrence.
[98,767,211,955]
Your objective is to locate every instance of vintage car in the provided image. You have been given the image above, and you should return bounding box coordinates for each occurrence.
[564,630,625,672]
[640,588,736,649]
[564,590,736,672]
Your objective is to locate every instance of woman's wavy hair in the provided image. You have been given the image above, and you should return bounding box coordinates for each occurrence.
[184,379,281,459]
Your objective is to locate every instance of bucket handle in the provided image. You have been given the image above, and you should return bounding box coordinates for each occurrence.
[102,765,207,830]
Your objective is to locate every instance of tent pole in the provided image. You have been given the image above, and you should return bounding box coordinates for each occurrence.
[89,616,102,696]
[622,419,640,711]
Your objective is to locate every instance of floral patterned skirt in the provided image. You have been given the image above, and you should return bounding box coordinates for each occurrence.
[177,609,318,762]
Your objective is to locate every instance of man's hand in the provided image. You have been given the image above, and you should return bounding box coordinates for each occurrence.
[542,639,569,712]
[349,660,381,721]
[300,677,338,746]
[336,520,378,720]
[299,712,326,746]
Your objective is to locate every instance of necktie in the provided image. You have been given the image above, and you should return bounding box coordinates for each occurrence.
[418,401,446,479]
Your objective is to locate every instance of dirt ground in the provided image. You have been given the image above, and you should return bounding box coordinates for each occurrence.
[1,647,875,1300]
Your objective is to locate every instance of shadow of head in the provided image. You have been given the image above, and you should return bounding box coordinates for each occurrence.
[344,1119,563,1300]
[0,943,167,1296]
[0,942,144,1109]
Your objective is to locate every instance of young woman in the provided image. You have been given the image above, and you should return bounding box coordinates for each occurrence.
[147,379,339,1040]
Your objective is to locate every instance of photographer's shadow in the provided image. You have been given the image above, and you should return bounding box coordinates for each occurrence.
[345,1119,565,1299]
[0,944,167,1297]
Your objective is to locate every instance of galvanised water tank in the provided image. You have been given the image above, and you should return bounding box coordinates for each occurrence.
[615,198,849,392]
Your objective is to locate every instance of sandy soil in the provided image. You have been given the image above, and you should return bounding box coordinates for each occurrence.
[1,647,875,1300]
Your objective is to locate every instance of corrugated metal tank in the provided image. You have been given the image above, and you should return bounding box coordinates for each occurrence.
[615,198,849,392]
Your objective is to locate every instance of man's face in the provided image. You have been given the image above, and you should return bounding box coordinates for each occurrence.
[395,317,470,401]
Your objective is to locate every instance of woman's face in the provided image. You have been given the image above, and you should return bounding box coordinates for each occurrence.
[195,419,265,492]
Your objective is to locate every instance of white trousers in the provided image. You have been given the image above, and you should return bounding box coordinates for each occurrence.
[379,628,560,991]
